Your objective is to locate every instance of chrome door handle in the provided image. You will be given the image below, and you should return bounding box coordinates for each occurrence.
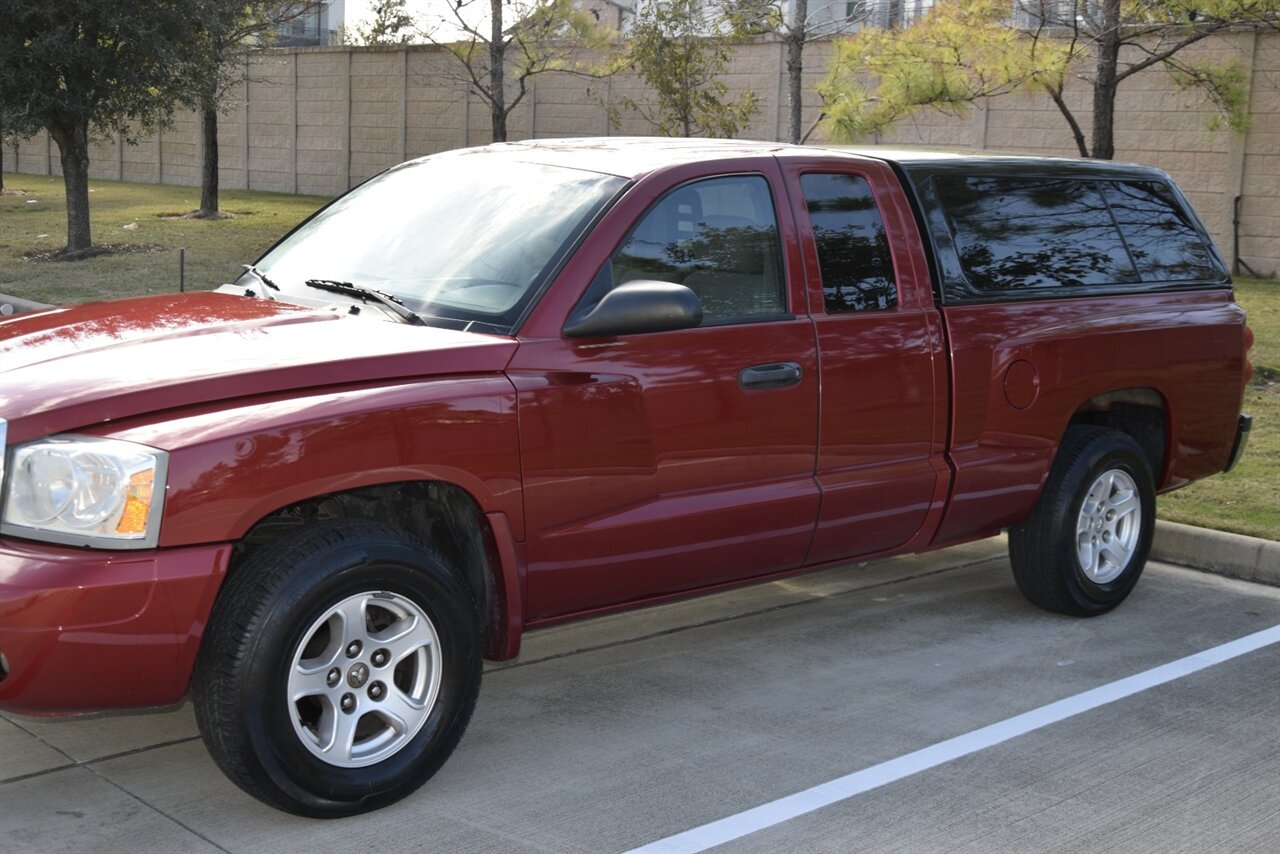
[739,362,803,390]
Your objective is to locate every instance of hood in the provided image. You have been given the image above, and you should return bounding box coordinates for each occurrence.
[0,292,518,443]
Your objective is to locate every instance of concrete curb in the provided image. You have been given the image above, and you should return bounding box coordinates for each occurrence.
[0,292,52,316]
[1153,520,1280,587]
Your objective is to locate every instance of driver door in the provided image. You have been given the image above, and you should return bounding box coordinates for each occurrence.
[508,169,821,621]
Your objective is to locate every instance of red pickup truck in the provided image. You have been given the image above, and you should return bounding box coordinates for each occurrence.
[0,139,1253,815]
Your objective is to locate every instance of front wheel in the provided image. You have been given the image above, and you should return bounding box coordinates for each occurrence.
[1009,426,1156,617]
[192,519,482,817]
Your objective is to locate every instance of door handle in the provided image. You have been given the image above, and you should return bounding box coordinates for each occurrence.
[739,362,803,390]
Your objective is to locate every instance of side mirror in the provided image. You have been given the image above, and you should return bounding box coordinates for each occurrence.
[563,280,703,338]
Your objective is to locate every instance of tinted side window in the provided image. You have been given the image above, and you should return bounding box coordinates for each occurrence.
[935,176,1138,291]
[612,175,786,322]
[800,173,897,313]
[1102,181,1218,282]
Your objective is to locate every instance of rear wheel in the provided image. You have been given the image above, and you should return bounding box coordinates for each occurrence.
[1009,426,1155,616]
[193,519,481,817]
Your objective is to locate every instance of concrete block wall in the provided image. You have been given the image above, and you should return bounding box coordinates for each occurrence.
[407,51,469,155]
[8,33,1277,275]
[297,51,351,196]
[246,54,296,193]
[1239,32,1278,276]
[531,72,613,139]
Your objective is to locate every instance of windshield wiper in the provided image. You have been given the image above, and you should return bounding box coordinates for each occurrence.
[303,279,425,326]
[241,264,279,299]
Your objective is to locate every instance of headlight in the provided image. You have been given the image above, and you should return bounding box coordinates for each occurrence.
[1,435,168,549]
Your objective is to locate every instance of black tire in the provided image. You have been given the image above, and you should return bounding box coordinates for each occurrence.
[1009,426,1156,617]
[192,519,482,817]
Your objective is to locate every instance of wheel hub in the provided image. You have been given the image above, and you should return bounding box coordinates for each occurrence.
[346,662,370,689]
[286,591,442,768]
[1075,468,1142,585]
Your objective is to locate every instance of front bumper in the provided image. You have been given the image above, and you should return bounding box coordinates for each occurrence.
[1224,414,1253,473]
[0,537,230,714]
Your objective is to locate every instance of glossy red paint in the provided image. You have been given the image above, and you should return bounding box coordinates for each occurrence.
[511,322,821,619]
[101,377,523,546]
[0,538,229,713]
[98,377,526,665]
[932,289,1247,545]
[0,139,1251,716]
[0,292,517,445]
[775,154,950,564]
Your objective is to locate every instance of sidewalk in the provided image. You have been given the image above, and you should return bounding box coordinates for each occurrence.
[3,539,1278,853]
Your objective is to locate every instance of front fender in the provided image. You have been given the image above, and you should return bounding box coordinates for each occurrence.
[99,376,523,546]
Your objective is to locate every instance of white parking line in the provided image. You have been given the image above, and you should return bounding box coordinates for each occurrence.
[625,624,1280,854]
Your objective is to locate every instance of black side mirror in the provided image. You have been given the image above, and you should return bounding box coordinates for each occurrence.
[563,280,703,338]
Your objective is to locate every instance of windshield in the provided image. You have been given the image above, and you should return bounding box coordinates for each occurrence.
[247,157,627,333]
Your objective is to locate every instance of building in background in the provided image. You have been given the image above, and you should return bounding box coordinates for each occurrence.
[573,0,926,36]
[275,0,347,46]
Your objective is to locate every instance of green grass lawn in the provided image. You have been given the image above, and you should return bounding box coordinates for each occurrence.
[1158,278,1279,541]
[2,172,1276,540]
[1,172,330,305]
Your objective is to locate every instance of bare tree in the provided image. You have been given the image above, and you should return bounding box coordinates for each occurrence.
[1019,0,1275,159]
[424,0,614,142]
[726,0,869,143]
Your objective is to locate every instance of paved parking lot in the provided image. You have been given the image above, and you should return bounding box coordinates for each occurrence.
[3,537,1278,853]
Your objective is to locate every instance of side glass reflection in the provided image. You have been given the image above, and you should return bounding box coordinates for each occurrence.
[611,176,787,323]
[1103,181,1217,282]
[800,173,897,313]
[935,176,1138,291]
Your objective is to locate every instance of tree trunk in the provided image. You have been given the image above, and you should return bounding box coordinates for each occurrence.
[682,34,692,137]
[200,100,219,215]
[1047,85,1090,158]
[786,0,807,145]
[49,120,93,253]
[1,141,5,193]
[489,0,506,142]
[1090,0,1122,160]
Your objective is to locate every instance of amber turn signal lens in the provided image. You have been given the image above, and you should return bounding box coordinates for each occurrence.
[116,470,155,535]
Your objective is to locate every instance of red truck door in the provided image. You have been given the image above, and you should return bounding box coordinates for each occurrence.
[509,164,821,621]
[776,154,950,563]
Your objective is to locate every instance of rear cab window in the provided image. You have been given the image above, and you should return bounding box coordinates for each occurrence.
[934,176,1137,291]
[901,163,1228,304]
[1101,181,1219,282]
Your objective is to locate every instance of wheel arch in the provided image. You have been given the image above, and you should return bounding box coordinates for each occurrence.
[227,480,522,661]
[1065,386,1169,488]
